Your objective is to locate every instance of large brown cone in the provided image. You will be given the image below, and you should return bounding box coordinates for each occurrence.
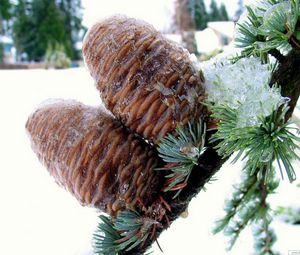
[82,16,206,144]
[25,100,161,215]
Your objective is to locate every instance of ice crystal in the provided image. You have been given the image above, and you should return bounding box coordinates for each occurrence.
[200,56,286,127]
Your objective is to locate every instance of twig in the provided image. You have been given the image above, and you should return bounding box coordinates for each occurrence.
[268,49,285,64]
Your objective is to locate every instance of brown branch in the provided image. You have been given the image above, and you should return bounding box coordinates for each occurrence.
[290,36,300,49]
[269,49,285,64]
[259,166,268,209]
[254,48,300,254]
[270,48,300,121]
[124,136,227,255]
[126,49,300,255]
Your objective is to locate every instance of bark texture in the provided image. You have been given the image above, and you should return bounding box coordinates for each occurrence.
[271,48,300,121]
[124,140,226,255]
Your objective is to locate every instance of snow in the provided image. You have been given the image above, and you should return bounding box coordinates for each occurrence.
[0,35,13,44]
[201,56,286,127]
[0,68,299,255]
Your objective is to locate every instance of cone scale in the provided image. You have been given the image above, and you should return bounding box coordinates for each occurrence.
[26,100,162,215]
[26,16,217,255]
[83,15,206,143]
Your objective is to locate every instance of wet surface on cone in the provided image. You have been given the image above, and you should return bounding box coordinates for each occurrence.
[83,16,206,144]
[26,100,161,215]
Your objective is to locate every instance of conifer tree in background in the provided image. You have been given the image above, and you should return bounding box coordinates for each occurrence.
[0,0,11,34]
[0,40,3,63]
[0,0,12,63]
[208,0,221,21]
[57,0,83,60]
[188,0,230,30]
[13,0,31,61]
[219,3,229,21]
[13,0,83,61]
[188,0,208,30]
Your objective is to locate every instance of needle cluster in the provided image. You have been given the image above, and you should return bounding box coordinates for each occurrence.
[235,0,299,61]
[157,119,207,198]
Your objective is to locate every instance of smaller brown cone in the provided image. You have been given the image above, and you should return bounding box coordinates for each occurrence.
[26,99,161,215]
[83,15,206,144]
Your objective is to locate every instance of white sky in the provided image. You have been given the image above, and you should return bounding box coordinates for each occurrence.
[82,0,253,31]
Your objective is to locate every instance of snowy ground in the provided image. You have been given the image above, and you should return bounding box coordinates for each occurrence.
[0,68,299,255]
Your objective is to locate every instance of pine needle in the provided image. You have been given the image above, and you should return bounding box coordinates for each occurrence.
[235,0,299,62]
[157,119,207,198]
[210,103,299,182]
[93,211,157,255]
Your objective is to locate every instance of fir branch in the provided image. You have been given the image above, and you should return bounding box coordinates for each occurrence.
[235,5,267,62]
[210,47,299,253]
[225,199,260,250]
[93,215,121,255]
[252,167,279,255]
[213,170,259,234]
[115,211,157,252]
[157,119,207,198]
[214,167,279,252]
[252,218,279,255]
[235,0,300,62]
[93,211,159,255]
[210,103,300,182]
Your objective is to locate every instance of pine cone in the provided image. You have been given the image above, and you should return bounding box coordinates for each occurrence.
[83,16,206,144]
[26,100,161,215]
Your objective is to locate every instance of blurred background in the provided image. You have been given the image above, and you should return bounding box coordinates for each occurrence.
[0,0,249,68]
[0,0,299,255]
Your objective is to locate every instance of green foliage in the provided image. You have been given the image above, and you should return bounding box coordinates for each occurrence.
[188,0,230,30]
[157,119,206,198]
[214,167,279,252]
[0,0,12,25]
[0,0,11,64]
[188,0,208,30]
[44,43,71,69]
[114,211,157,251]
[0,0,12,64]
[213,170,259,235]
[235,0,300,61]
[93,211,157,255]
[210,103,300,182]
[171,1,299,254]
[275,206,300,224]
[93,215,121,255]
[13,0,83,61]
[219,3,229,21]
[13,0,65,61]
[209,0,220,21]
[57,0,83,59]
[252,218,279,255]
[0,42,3,63]
[210,101,298,253]
[12,0,31,59]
